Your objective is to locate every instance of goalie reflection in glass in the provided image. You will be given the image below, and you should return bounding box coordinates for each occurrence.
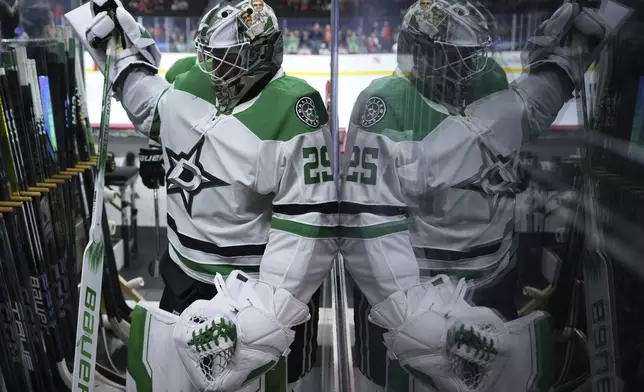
[341,0,625,391]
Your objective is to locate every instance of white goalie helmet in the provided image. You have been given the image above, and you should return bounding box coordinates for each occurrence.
[194,0,283,113]
[397,0,496,111]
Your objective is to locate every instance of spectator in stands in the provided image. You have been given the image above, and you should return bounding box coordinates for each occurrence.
[391,27,399,52]
[309,22,323,54]
[380,20,391,52]
[324,23,331,47]
[346,30,360,53]
[367,31,379,53]
[170,31,188,52]
[129,0,559,55]
[298,30,312,54]
[286,29,300,53]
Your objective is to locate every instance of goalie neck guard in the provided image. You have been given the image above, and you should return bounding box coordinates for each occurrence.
[397,0,495,113]
[194,0,283,114]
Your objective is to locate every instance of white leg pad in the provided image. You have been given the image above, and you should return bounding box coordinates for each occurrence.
[126,302,196,392]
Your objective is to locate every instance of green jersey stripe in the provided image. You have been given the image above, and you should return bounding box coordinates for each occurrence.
[271,217,338,238]
[172,245,261,276]
[271,218,409,239]
[149,88,169,143]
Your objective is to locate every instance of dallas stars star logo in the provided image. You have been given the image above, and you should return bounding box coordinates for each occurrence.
[451,141,524,219]
[166,137,229,217]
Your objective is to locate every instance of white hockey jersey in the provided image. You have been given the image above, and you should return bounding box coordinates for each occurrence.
[118,64,338,303]
[343,67,572,303]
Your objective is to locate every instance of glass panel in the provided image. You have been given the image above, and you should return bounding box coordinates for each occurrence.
[318,270,343,391]
[336,1,644,392]
[581,2,644,389]
[13,1,644,392]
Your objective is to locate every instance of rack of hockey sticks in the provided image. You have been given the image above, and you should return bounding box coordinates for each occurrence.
[0,29,138,392]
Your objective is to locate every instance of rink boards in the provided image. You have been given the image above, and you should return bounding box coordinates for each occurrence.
[83,51,585,131]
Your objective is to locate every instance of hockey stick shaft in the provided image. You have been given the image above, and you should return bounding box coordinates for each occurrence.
[154,188,160,257]
[71,35,117,392]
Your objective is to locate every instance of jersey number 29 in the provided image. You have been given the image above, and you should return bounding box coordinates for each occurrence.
[303,146,334,184]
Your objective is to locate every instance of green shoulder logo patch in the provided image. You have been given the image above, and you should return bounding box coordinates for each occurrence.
[360,96,386,128]
[295,96,321,128]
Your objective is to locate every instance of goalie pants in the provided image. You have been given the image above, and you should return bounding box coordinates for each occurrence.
[158,250,320,384]
[353,255,519,387]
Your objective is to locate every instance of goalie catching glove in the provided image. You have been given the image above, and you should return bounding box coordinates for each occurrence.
[173,271,310,392]
[369,275,555,392]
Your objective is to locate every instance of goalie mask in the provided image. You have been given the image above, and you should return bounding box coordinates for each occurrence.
[194,0,283,113]
[397,0,495,112]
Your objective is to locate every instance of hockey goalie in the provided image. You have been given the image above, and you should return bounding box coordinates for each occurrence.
[341,0,630,391]
[66,0,337,391]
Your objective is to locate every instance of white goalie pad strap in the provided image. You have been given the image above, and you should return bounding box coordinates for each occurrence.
[173,271,310,392]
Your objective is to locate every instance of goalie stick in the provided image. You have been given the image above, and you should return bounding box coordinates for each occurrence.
[19,44,88,387]
[15,46,71,367]
[17,43,85,375]
[60,28,93,213]
[56,27,134,347]
[33,44,84,337]
[55,28,92,239]
[0,147,32,392]
[0,209,33,392]
[29,36,130,386]
[0,36,127,390]
[0,44,90,391]
[0,51,62,391]
[72,34,119,392]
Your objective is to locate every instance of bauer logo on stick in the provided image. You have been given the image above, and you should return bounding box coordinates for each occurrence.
[296,96,321,128]
[360,96,387,128]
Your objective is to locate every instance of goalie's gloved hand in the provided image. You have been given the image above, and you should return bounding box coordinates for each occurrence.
[369,276,511,392]
[521,0,625,89]
[139,147,165,189]
[85,0,161,87]
[87,0,122,49]
[173,271,310,392]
